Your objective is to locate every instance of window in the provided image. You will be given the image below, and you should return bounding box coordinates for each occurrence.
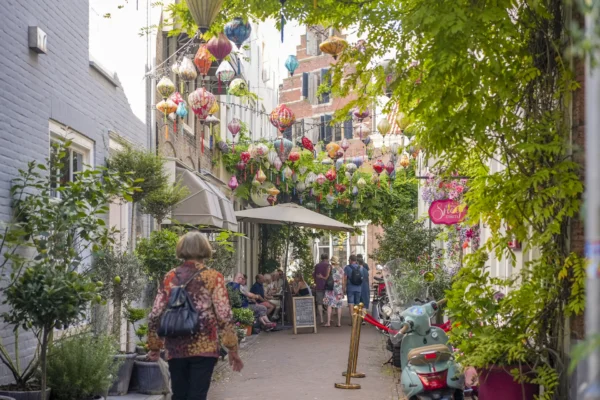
[302,69,330,105]
[49,121,94,197]
[306,26,326,56]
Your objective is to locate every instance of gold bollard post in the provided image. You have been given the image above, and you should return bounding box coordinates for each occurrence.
[343,302,366,378]
[335,306,361,389]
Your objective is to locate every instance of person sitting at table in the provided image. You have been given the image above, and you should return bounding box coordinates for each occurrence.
[229,273,275,331]
[250,274,276,316]
[264,273,282,320]
[291,272,311,296]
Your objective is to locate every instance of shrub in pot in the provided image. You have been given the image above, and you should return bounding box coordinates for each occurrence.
[232,308,255,336]
[46,334,121,400]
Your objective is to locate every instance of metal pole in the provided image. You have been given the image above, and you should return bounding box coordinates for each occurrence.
[585,2,600,397]
[281,223,292,326]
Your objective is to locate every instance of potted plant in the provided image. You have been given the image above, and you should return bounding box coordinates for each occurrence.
[136,229,180,285]
[92,250,145,395]
[0,141,135,399]
[130,324,168,395]
[46,334,121,400]
[234,322,247,343]
[232,308,255,337]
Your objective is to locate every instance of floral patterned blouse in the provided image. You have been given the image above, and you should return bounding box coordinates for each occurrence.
[148,262,238,360]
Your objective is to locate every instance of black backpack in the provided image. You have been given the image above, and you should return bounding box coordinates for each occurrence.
[349,265,363,286]
[325,265,334,291]
[158,270,201,338]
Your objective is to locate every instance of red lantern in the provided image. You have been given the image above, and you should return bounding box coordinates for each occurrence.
[373,159,385,175]
[269,105,296,133]
[240,151,251,163]
[302,136,315,152]
[335,183,346,193]
[207,32,232,61]
[325,168,337,182]
[236,161,247,171]
[288,151,300,162]
[194,44,213,76]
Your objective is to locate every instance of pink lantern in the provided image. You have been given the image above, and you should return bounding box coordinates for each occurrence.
[228,176,239,191]
[385,160,395,175]
[355,122,370,138]
[340,138,350,152]
[273,157,283,171]
[316,173,327,185]
[216,61,235,93]
[240,151,251,163]
[207,32,233,61]
[353,107,370,121]
[227,118,241,151]
[188,88,216,120]
[169,91,184,105]
[236,161,247,171]
[325,168,336,182]
[335,183,346,193]
[373,160,385,175]
[269,105,296,133]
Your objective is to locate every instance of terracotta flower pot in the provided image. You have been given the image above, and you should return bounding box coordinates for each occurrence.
[246,325,253,336]
[478,366,538,400]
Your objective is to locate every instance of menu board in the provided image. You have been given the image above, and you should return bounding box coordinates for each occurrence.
[292,296,317,334]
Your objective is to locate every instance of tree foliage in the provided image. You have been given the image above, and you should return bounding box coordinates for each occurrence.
[136,229,180,283]
[140,181,189,226]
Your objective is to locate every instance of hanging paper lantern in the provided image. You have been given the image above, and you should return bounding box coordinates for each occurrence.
[292,172,299,183]
[355,122,370,138]
[273,157,283,171]
[186,0,225,33]
[326,142,341,159]
[326,192,336,205]
[391,142,400,155]
[267,195,277,206]
[353,107,370,121]
[236,160,247,171]
[176,101,188,118]
[346,163,357,176]
[255,143,269,157]
[316,173,327,185]
[188,88,216,120]
[256,168,267,184]
[171,60,180,75]
[299,166,308,175]
[288,151,300,162]
[267,187,280,197]
[207,32,232,61]
[305,172,317,186]
[297,181,306,192]
[270,105,296,133]
[362,136,371,147]
[382,144,389,155]
[284,166,293,180]
[216,61,235,84]
[274,137,293,161]
[156,99,177,115]
[228,176,239,191]
[357,177,367,188]
[340,138,350,153]
[240,151,251,163]
[302,136,315,152]
[229,78,248,97]
[377,118,391,136]
[335,159,344,171]
[340,198,351,207]
[248,144,257,158]
[178,57,197,82]
[319,36,348,60]
[373,159,385,175]
[285,55,299,76]
[227,118,241,137]
[267,150,279,166]
[218,141,230,154]
[385,160,395,175]
[353,156,365,168]
[352,186,359,196]
[335,150,344,160]
[194,44,213,77]
[325,169,336,182]
[224,17,252,49]
[209,101,219,116]
[322,159,332,166]
[206,115,220,126]
[157,77,175,99]
[335,183,346,193]
[169,92,184,105]
[400,153,411,168]
[396,112,409,132]
[252,177,261,187]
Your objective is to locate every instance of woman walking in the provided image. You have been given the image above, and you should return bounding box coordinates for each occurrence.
[147,231,244,400]
[323,256,344,327]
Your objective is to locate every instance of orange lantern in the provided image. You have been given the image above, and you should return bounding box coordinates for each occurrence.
[194,44,213,76]
[319,36,348,60]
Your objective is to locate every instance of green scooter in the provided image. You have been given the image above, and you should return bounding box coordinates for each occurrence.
[390,299,465,400]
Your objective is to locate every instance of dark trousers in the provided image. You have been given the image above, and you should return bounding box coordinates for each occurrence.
[168,356,218,400]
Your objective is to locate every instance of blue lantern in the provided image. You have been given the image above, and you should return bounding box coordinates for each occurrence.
[285,55,299,76]
[224,17,252,49]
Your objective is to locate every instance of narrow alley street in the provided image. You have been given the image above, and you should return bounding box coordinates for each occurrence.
[210,312,401,400]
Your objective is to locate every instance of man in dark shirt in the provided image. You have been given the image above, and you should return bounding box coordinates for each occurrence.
[313,254,331,325]
[250,274,275,316]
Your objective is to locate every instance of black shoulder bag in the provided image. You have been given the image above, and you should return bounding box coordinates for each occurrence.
[158,269,202,338]
[325,264,335,291]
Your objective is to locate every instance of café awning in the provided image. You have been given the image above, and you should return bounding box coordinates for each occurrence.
[205,181,238,232]
[172,168,223,228]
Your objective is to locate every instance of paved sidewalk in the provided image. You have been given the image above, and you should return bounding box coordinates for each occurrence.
[209,312,401,400]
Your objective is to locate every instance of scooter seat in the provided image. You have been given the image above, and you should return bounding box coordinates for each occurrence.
[407,344,453,366]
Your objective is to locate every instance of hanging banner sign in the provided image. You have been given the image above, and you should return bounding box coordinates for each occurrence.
[428,199,467,225]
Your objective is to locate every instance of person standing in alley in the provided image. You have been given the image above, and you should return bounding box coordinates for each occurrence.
[147,231,243,400]
[344,255,364,325]
[357,254,370,316]
[313,253,331,325]
[323,256,344,327]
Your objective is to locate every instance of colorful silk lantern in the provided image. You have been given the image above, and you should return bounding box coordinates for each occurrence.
[385,160,395,175]
[228,78,248,97]
[252,177,261,187]
[285,55,299,76]
[373,159,385,175]
[218,141,230,154]
[288,151,300,162]
[400,153,411,168]
[335,159,344,171]
[377,118,391,136]
[209,101,219,116]
[319,36,348,60]
[176,101,188,119]
[194,44,213,77]
[391,142,400,155]
[269,105,296,133]
[178,57,197,82]
[353,156,365,168]
[228,176,239,191]
[206,115,220,127]
[267,187,280,196]
[340,138,350,153]
[216,61,235,93]
[273,157,283,172]
[302,136,315,152]
[188,88,216,120]
[335,150,344,160]
[224,17,252,49]
[362,136,371,146]
[157,77,175,99]
[274,137,293,161]
[346,163,357,176]
[396,112,409,131]
[156,99,177,115]
[255,144,269,157]
[325,168,336,182]
[256,168,267,184]
[357,177,367,188]
[335,183,346,193]
[371,173,380,184]
[169,92,184,105]
[228,118,241,151]
[171,60,180,75]
[267,150,279,166]
[186,0,225,33]
[236,160,247,171]
[267,195,277,206]
[297,181,306,192]
[283,166,293,180]
[355,122,370,138]
[240,151,251,163]
[326,142,341,159]
[305,172,317,186]
[352,186,359,196]
[326,192,336,205]
[316,173,327,185]
[207,32,232,61]
[353,107,370,121]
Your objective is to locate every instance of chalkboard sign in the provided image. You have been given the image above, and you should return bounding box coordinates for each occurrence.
[292,296,317,334]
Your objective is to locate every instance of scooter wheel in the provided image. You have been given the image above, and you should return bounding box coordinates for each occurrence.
[453,389,465,400]
[392,344,402,368]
